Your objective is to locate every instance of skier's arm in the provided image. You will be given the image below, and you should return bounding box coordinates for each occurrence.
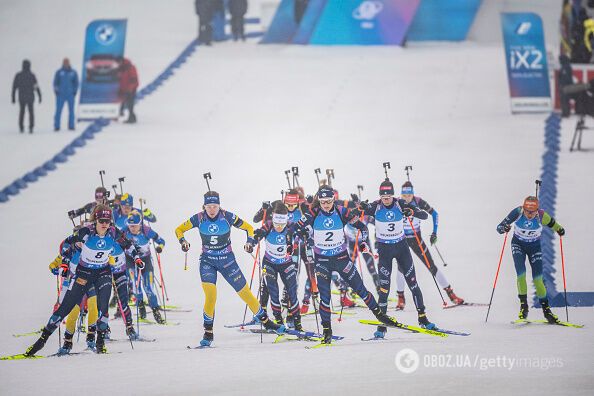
[497,207,521,233]
[417,198,438,234]
[341,207,369,241]
[398,199,428,220]
[175,215,198,242]
[541,211,565,234]
[226,211,255,242]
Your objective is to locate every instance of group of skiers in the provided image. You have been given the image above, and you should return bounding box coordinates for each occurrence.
[20,172,566,356]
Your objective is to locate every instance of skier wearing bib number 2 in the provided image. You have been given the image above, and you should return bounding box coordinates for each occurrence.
[359,179,437,339]
[496,196,565,324]
[295,185,401,344]
[175,191,283,347]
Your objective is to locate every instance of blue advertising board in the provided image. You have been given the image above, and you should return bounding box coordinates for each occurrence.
[79,19,127,120]
[501,13,551,113]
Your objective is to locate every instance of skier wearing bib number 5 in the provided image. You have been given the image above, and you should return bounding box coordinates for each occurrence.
[295,185,401,344]
[359,179,436,338]
[496,196,565,324]
[175,191,284,347]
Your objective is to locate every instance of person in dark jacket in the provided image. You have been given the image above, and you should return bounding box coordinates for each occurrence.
[53,58,79,131]
[228,0,247,41]
[118,58,139,123]
[558,54,574,117]
[11,59,42,134]
[195,0,214,45]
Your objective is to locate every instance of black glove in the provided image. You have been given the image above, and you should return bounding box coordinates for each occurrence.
[346,208,362,222]
[180,239,190,252]
[306,195,314,204]
[287,243,294,255]
[402,207,414,217]
[298,227,310,240]
[244,243,254,254]
[557,227,565,236]
[155,244,163,253]
[497,223,511,234]
[359,200,370,211]
[262,201,271,211]
[350,193,360,203]
[253,228,266,241]
[430,233,437,245]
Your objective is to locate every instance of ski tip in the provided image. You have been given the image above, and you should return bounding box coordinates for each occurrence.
[1,353,44,360]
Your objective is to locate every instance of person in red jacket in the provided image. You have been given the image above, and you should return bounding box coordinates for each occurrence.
[118,57,139,124]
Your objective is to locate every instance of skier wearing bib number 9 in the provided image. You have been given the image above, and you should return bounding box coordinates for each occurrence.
[496,196,565,324]
[359,179,436,339]
[25,205,143,356]
[175,191,284,347]
[295,185,401,344]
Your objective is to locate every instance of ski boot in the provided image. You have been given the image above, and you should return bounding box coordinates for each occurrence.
[322,323,332,344]
[340,291,356,308]
[25,328,52,357]
[95,330,107,354]
[57,332,74,355]
[541,300,560,324]
[138,300,147,319]
[371,306,400,327]
[200,323,214,347]
[86,330,96,351]
[300,300,310,315]
[273,312,284,326]
[418,312,436,330]
[152,307,166,324]
[396,291,405,311]
[374,326,387,339]
[255,308,285,334]
[518,294,529,320]
[445,286,464,305]
[293,315,304,332]
[126,324,139,340]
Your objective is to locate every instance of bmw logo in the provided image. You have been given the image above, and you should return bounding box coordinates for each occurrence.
[208,224,219,234]
[276,235,285,244]
[95,24,117,45]
[386,211,395,221]
[96,239,106,249]
[323,218,334,229]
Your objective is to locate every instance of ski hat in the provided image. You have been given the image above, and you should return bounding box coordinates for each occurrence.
[523,196,539,212]
[401,181,414,195]
[126,211,142,225]
[95,186,108,200]
[120,193,133,207]
[317,186,334,199]
[284,192,299,205]
[94,205,112,221]
[379,179,394,196]
[204,191,220,205]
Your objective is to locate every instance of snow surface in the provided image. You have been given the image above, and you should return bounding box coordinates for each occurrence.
[0,1,593,395]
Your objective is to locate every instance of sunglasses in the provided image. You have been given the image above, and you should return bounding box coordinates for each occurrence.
[319,199,334,205]
[97,219,111,224]
[286,203,298,209]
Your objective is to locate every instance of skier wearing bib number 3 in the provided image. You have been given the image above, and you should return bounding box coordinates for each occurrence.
[496,196,565,324]
[295,185,401,344]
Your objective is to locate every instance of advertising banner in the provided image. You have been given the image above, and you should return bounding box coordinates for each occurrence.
[501,13,551,113]
[78,19,127,120]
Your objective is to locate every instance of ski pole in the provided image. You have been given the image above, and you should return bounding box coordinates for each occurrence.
[433,244,448,267]
[257,243,263,344]
[152,250,168,323]
[241,242,261,329]
[485,232,508,323]
[184,252,188,271]
[153,242,169,300]
[339,229,362,322]
[56,274,61,347]
[136,267,142,336]
[406,216,448,307]
[112,277,134,349]
[559,236,569,322]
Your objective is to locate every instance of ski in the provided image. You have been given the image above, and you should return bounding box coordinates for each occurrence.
[443,302,489,309]
[284,328,344,341]
[11,330,42,338]
[359,319,451,337]
[361,336,387,342]
[1,354,44,360]
[224,319,257,328]
[187,345,214,350]
[511,319,584,328]
[305,342,335,349]
[302,310,355,316]
[273,334,303,343]
[138,318,180,326]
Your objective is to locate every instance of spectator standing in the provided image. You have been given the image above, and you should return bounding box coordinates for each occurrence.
[53,58,79,131]
[118,57,139,124]
[558,55,574,117]
[12,59,41,134]
[195,0,214,45]
[228,0,248,41]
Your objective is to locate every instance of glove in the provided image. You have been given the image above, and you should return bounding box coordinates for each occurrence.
[557,227,565,236]
[253,228,266,241]
[155,244,163,254]
[60,262,69,277]
[244,242,254,254]
[262,201,272,211]
[180,238,190,252]
[402,207,414,217]
[51,267,60,276]
[359,242,369,253]
[497,223,511,234]
[134,256,145,270]
[430,233,438,245]
[359,200,370,211]
[287,243,295,256]
[350,193,360,203]
[297,227,310,240]
[306,195,314,204]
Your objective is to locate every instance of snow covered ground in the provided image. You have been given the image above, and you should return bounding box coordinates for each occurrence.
[1,1,593,395]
